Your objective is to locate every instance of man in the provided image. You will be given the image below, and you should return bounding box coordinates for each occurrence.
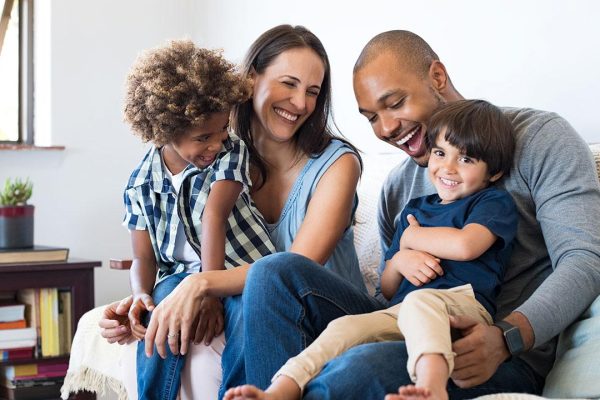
[237,30,600,399]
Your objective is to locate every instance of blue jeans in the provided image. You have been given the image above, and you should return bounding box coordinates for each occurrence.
[220,252,384,394]
[225,252,545,399]
[137,272,189,400]
[219,295,244,399]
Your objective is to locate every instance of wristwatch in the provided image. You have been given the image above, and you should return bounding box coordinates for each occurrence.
[493,320,524,360]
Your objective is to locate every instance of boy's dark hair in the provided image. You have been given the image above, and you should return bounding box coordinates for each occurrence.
[124,40,251,146]
[426,99,515,177]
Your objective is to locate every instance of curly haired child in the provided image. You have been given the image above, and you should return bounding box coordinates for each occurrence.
[122,39,274,400]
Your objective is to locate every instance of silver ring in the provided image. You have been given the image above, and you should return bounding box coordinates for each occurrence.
[167,333,178,338]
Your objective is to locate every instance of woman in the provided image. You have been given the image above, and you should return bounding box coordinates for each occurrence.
[97,24,372,399]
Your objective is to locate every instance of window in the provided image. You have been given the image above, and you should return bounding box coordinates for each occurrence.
[0,0,33,144]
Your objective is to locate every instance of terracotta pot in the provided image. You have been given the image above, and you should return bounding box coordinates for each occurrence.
[0,205,34,249]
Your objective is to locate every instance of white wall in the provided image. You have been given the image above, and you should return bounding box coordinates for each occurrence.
[1,0,599,308]
[1,0,198,306]
[195,0,600,153]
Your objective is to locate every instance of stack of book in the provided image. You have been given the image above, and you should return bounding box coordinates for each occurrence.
[0,361,68,399]
[0,246,69,264]
[0,302,36,356]
[16,288,72,358]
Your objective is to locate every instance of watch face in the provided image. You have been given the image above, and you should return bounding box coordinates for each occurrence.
[505,326,524,355]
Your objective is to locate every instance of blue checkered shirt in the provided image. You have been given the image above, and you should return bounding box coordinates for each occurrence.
[123,133,275,281]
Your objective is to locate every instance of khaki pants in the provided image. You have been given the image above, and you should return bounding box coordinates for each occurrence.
[273,284,492,390]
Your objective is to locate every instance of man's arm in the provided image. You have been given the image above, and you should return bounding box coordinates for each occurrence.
[451,116,600,387]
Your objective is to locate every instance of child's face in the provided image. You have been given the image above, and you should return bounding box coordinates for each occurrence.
[172,111,230,169]
[428,131,502,204]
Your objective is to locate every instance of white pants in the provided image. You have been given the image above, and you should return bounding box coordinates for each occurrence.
[274,284,493,390]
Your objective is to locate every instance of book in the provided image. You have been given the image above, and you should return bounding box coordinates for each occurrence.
[0,339,36,350]
[0,327,36,342]
[57,289,72,355]
[0,319,26,329]
[0,245,69,264]
[0,304,25,323]
[16,289,41,357]
[39,288,60,357]
[0,347,33,361]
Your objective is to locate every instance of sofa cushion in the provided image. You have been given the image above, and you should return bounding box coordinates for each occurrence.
[542,294,600,398]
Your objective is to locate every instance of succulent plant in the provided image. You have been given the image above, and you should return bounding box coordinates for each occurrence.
[0,178,33,206]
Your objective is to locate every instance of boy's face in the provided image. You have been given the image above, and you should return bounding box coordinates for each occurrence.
[428,131,502,204]
[172,111,230,169]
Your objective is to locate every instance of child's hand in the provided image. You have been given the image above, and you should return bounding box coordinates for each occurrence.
[400,214,421,250]
[391,249,443,286]
[99,296,134,345]
[193,296,224,346]
[128,293,155,341]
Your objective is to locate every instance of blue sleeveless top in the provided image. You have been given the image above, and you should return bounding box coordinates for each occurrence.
[266,139,367,292]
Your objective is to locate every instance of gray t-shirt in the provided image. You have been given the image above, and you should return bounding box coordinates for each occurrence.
[378,107,600,377]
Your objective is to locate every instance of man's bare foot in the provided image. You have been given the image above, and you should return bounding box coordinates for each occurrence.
[223,384,275,400]
[385,384,448,400]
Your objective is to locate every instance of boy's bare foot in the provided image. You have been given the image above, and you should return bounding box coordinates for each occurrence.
[385,384,448,400]
[223,384,280,400]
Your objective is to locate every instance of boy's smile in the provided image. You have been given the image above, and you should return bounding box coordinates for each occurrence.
[428,131,501,204]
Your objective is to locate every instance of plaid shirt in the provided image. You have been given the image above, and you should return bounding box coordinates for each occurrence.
[123,133,275,281]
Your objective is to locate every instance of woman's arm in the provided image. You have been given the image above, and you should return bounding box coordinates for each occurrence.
[289,153,361,264]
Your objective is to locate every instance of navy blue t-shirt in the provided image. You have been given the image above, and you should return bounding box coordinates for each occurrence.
[383,186,517,315]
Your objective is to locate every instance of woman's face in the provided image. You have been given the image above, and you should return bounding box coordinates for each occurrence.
[251,47,325,143]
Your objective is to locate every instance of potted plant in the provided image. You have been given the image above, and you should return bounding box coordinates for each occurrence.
[0,178,34,249]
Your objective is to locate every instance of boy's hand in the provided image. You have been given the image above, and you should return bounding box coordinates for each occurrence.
[128,293,155,341]
[99,296,134,345]
[400,214,421,250]
[193,297,224,346]
[391,249,443,286]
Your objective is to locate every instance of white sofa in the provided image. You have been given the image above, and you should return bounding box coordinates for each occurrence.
[61,147,600,400]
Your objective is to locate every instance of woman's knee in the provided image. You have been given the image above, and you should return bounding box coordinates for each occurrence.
[246,252,315,289]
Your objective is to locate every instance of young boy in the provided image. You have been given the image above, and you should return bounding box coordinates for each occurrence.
[121,40,274,400]
[224,99,517,400]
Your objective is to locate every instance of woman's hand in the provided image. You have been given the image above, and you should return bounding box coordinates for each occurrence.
[98,296,134,345]
[144,274,207,358]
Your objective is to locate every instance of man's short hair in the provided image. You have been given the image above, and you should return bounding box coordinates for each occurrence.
[354,30,439,77]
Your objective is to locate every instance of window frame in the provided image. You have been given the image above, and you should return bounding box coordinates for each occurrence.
[0,0,33,145]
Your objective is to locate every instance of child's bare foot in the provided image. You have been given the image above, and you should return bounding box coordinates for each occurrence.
[385,384,447,400]
[223,385,270,400]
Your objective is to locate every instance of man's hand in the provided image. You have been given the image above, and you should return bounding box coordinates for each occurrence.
[450,314,509,388]
[128,293,155,340]
[390,249,443,286]
[193,297,224,346]
[99,296,135,345]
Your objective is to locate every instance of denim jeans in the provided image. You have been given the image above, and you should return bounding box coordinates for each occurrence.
[224,252,545,399]
[220,252,384,395]
[137,272,189,400]
[218,295,244,399]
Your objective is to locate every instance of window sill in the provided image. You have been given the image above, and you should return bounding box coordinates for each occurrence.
[0,144,65,151]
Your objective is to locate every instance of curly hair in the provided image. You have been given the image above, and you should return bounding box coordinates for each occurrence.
[124,40,251,145]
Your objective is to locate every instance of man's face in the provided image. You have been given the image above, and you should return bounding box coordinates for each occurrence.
[353,52,445,166]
